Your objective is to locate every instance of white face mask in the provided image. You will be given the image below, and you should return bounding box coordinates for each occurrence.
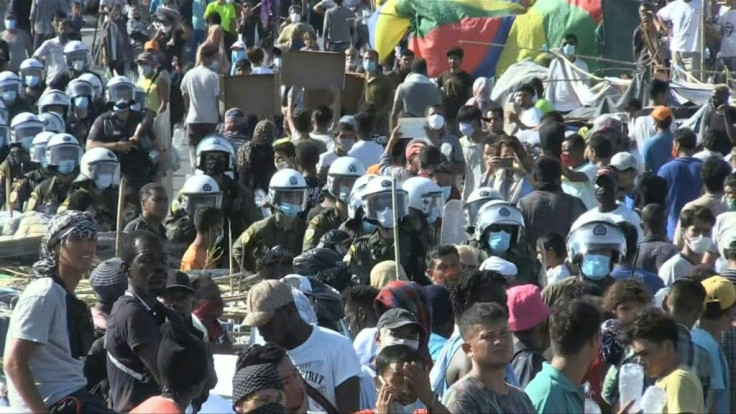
[275,161,289,171]
[377,207,394,228]
[95,174,114,189]
[392,401,421,414]
[340,138,356,152]
[381,334,419,350]
[290,13,301,23]
[688,235,711,255]
[427,114,445,131]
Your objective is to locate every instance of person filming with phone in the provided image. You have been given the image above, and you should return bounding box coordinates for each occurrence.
[481,137,534,204]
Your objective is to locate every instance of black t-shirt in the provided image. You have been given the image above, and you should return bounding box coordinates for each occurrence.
[707,105,736,135]
[437,70,474,120]
[0,39,9,65]
[88,111,151,180]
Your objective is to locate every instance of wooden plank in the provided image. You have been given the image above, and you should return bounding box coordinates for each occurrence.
[281,50,345,89]
[220,74,280,118]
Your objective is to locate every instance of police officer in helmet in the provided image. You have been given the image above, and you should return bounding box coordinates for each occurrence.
[166,175,223,244]
[0,71,33,120]
[6,131,54,211]
[0,113,42,207]
[339,174,378,240]
[65,79,98,146]
[19,58,46,108]
[26,133,83,214]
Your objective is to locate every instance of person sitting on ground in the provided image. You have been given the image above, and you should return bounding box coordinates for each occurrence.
[180,207,224,271]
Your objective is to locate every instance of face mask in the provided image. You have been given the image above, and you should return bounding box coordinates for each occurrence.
[21,136,33,150]
[162,25,172,34]
[441,186,451,202]
[290,13,301,23]
[231,50,245,63]
[560,153,575,168]
[427,207,440,224]
[377,207,395,228]
[363,60,377,73]
[95,174,114,189]
[487,230,511,253]
[57,160,76,175]
[459,122,474,137]
[138,64,152,78]
[4,20,16,31]
[338,186,351,203]
[427,114,445,131]
[381,334,419,350]
[728,197,736,211]
[209,60,220,72]
[275,161,289,170]
[562,44,576,55]
[2,90,16,103]
[72,60,85,72]
[362,220,377,234]
[278,202,301,218]
[581,254,611,280]
[687,235,711,255]
[73,96,89,109]
[340,138,356,152]
[25,75,40,88]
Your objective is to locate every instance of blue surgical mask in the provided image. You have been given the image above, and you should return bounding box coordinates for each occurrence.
[278,203,300,218]
[5,20,16,31]
[57,160,76,175]
[581,254,611,280]
[441,186,451,202]
[21,137,33,151]
[362,220,377,234]
[2,90,17,103]
[231,50,246,63]
[363,60,377,73]
[562,44,576,55]
[427,208,440,224]
[25,75,40,88]
[459,122,475,137]
[73,96,89,109]
[487,230,511,253]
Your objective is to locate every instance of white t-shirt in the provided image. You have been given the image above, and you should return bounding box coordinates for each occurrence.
[33,38,68,81]
[180,65,220,124]
[546,57,590,112]
[349,140,383,169]
[287,325,361,408]
[573,203,644,242]
[519,106,543,129]
[658,0,702,53]
[317,151,339,177]
[720,10,736,57]
[311,133,335,152]
[561,162,598,210]
[658,253,695,286]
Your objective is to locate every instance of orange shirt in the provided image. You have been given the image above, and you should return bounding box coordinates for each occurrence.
[180,243,213,271]
[130,396,183,414]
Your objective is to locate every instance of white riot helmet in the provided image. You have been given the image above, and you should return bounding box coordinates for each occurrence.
[348,174,376,220]
[268,168,308,217]
[327,156,365,203]
[567,216,626,280]
[78,73,103,101]
[30,131,55,166]
[403,176,443,224]
[19,58,44,88]
[10,112,43,148]
[180,175,223,218]
[361,177,408,229]
[105,76,135,104]
[464,187,503,230]
[0,71,21,104]
[474,200,525,255]
[38,112,66,133]
[195,134,236,173]
[37,89,71,117]
[80,147,120,189]
[66,79,94,112]
[63,41,90,72]
[0,100,6,124]
[45,133,83,175]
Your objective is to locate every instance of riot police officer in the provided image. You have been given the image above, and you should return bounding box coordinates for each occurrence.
[195,134,261,240]
[26,133,83,214]
[473,200,541,285]
[66,79,97,146]
[0,71,33,119]
[402,176,443,279]
[48,40,103,91]
[7,131,54,211]
[303,156,366,252]
[37,89,71,121]
[78,73,106,116]
[0,113,43,207]
[464,186,502,236]
[19,58,46,107]
[233,169,309,273]
[38,112,66,134]
[166,174,223,244]
[340,174,377,239]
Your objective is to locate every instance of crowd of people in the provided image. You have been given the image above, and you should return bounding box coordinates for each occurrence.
[3,0,736,413]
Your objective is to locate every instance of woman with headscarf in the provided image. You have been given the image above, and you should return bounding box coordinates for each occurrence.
[237,120,278,194]
[465,77,496,114]
[196,25,230,74]
[4,211,112,412]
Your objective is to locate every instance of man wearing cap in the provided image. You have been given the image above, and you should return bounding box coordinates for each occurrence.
[160,271,208,341]
[90,258,128,332]
[691,276,735,413]
[507,285,550,389]
[245,280,361,413]
[378,126,425,184]
[136,52,169,132]
[641,106,675,173]
[609,152,639,205]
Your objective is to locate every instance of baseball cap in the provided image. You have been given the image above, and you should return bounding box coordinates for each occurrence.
[90,258,127,302]
[376,308,426,334]
[136,52,156,64]
[651,106,673,121]
[338,115,357,130]
[165,271,194,293]
[610,152,638,172]
[507,284,550,332]
[479,256,518,280]
[244,280,294,327]
[702,276,736,311]
[144,40,159,52]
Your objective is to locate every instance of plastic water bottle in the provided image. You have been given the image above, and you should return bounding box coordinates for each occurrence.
[583,382,602,414]
[619,363,644,412]
[639,385,666,413]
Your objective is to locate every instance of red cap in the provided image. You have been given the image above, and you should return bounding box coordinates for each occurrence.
[507,284,550,332]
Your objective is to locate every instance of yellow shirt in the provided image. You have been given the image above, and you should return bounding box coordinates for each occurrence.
[138,75,163,113]
[204,2,237,32]
[655,367,705,414]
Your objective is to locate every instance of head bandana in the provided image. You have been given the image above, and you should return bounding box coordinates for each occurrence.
[31,210,97,280]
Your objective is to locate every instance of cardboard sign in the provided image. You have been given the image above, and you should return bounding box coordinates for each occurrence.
[398,118,429,139]
[219,74,279,117]
[342,72,365,115]
[281,50,345,89]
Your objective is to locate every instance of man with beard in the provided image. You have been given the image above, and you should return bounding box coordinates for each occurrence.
[387,49,415,91]
[106,231,177,412]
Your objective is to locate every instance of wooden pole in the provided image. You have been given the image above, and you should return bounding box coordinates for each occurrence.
[391,175,400,277]
[228,221,234,293]
[115,178,126,257]
[5,173,11,218]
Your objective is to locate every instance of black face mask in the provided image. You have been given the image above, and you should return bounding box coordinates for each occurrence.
[205,158,227,176]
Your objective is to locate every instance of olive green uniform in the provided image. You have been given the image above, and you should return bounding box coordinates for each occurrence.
[26,175,75,214]
[7,169,50,211]
[471,236,542,286]
[345,226,418,285]
[232,213,307,273]
[302,207,347,252]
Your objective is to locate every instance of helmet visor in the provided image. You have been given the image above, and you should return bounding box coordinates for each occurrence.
[567,229,627,260]
[66,52,89,71]
[107,83,135,103]
[271,188,308,211]
[363,191,408,220]
[423,193,444,216]
[12,125,43,144]
[464,199,486,228]
[89,161,121,188]
[48,144,82,165]
[181,193,223,217]
[66,82,94,99]
[30,143,46,164]
[327,175,359,203]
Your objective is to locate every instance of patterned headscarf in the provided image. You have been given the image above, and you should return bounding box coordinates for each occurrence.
[252,120,278,144]
[31,211,97,280]
[232,363,284,409]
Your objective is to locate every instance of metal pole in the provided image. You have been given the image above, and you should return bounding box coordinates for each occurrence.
[115,178,126,256]
[391,176,400,277]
